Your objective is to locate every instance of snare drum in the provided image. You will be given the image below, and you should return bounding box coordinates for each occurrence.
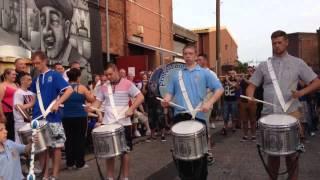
[171,120,208,160]
[257,114,300,156]
[18,121,51,153]
[92,123,127,158]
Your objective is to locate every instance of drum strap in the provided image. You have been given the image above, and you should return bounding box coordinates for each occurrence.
[178,71,201,119]
[106,82,119,121]
[36,76,58,119]
[267,59,294,112]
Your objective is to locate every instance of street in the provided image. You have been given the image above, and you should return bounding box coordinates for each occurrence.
[59,121,320,180]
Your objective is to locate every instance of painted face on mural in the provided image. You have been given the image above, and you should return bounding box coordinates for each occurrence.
[40,6,70,59]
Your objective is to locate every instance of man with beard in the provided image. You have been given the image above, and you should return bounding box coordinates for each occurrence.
[34,0,90,83]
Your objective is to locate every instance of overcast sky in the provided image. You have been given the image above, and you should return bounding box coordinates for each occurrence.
[173,0,320,63]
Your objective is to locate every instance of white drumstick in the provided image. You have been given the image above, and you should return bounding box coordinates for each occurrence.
[82,104,105,112]
[240,95,279,107]
[156,97,186,110]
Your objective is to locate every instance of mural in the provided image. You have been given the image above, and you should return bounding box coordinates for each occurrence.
[0,0,102,83]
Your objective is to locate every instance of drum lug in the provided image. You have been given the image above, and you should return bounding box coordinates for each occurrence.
[296,144,305,153]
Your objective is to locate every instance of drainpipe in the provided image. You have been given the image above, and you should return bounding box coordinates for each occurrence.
[106,0,110,62]
[159,0,163,65]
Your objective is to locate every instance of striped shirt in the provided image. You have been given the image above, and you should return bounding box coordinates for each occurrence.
[96,78,140,126]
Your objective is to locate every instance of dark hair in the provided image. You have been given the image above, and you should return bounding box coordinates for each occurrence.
[271,30,288,39]
[54,63,62,67]
[105,63,118,71]
[183,44,197,53]
[198,53,208,60]
[31,51,48,61]
[17,72,31,86]
[1,68,15,82]
[66,68,81,82]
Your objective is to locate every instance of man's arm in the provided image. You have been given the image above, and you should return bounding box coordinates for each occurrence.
[292,78,320,99]
[126,93,144,117]
[21,95,36,110]
[51,87,73,112]
[161,93,173,108]
[246,83,257,106]
[201,88,224,112]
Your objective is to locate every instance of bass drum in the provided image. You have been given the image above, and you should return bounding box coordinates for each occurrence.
[148,62,185,97]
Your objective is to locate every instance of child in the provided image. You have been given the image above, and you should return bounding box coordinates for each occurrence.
[0,122,33,180]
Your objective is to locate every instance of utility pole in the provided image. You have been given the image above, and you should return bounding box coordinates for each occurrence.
[106,0,110,62]
[216,0,221,76]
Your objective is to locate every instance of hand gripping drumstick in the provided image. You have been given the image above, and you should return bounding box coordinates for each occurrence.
[156,97,186,110]
[240,95,279,107]
[82,104,105,112]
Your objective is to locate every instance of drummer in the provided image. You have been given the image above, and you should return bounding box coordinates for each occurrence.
[162,44,224,180]
[13,72,34,144]
[30,51,73,180]
[90,63,144,180]
[246,30,320,180]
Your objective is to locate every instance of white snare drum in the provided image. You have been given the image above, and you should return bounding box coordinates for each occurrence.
[171,120,208,160]
[18,121,51,154]
[257,114,300,156]
[92,123,127,159]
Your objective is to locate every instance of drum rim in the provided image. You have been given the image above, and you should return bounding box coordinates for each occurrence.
[92,124,124,134]
[171,120,205,135]
[259,114,298,127]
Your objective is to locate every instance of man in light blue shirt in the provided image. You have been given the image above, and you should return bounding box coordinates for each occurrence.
[162,44,224,180]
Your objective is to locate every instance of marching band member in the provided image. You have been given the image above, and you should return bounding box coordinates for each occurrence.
[246,30,320,180]
[162,44,224,180]
[30,51,73,180]
[90,63,144,180]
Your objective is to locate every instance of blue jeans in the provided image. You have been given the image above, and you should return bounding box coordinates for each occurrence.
[223,101,238,123]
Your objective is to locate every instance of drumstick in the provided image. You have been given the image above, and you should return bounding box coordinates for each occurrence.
[156,97,186,110]
[82,104,105,112]
[240,95,279,107]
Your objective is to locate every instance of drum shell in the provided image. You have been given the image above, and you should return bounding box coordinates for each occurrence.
[92,126,127,159]
[172,122,208,161]
[257,118,300,156]
[18,122,51,154]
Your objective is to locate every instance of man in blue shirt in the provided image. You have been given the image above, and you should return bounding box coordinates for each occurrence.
[162,44,224,180]
[30,51,73,180]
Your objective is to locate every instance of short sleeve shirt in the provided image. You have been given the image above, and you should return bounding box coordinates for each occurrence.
[31,70,69,123]
[167,65,223,120]
[95,78,141,126]
[0,140,25,180]
[13,89,34,123]
[249,53,317,114]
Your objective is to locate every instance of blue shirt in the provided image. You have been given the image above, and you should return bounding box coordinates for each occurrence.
[167,65,223,120]
[31,70,69,123]
[63,83,87,118]
[0,140,25,180]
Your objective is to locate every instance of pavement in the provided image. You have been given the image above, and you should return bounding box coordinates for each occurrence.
[57,121,320,180]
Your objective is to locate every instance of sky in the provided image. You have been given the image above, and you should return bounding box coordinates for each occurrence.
[173,0,320,64]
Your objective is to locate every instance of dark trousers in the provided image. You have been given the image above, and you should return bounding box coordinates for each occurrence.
[173,113,208,180]
[5,112,14,141]
[62,117,87,168]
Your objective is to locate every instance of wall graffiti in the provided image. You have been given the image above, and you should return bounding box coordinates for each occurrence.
[0,0,103,82]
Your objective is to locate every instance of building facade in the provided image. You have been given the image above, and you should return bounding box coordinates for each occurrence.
[193,27,238,70]
[287,32,319,70]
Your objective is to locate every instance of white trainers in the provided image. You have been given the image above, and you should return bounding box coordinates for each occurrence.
[211,123,216,129]
[145,129,151,136]
[134,130,141,137]
[77,164,89,170]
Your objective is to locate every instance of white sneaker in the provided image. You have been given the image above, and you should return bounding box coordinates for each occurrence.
[145,129,151,136]
[211,123,216,129]
[134,130,141,137]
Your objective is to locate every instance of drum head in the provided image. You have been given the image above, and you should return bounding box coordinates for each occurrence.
[259,114,297,126]
[19,123,31,132]
[171,120,204,135]
[93,123,123,133]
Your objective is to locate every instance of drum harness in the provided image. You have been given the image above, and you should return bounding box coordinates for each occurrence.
[256,59,305,180]
[94,82,129,180]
